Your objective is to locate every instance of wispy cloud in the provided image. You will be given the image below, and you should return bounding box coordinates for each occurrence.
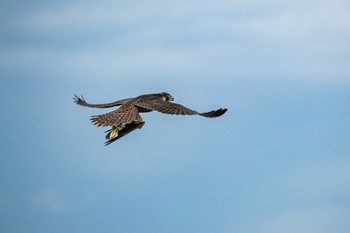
[31,185,68,213]
[10,0,349,41]
[1,0,349,82]
[226,157,350,233]
[240,4,350,42]
[280,158,350,198]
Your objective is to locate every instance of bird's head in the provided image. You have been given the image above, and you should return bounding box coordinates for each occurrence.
[160,92,174,101]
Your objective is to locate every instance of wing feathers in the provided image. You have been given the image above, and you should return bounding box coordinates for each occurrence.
[135,99,226,118]
[90,106,140,127]
[199,108,227,118]
[74,94,227,118]
[73,95,134,108]
[135,101,197,116]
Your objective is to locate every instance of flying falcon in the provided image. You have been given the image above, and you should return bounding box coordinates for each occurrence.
[73,92,227,145]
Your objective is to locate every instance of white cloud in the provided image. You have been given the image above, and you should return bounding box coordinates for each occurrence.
[11,0,349,39]
[239,4,350,42]
[2,0,349,82]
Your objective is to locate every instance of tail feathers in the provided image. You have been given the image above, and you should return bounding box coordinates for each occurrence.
[105,128,119,140]
[104,121,145,146]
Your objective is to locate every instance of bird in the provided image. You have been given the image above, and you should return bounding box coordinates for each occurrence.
[73,92,227,145]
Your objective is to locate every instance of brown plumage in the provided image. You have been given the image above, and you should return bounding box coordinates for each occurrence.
[73,92,227,145]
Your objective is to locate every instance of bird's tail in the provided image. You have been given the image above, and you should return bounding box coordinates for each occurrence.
[105,127,121,140]
[105,129,116,140]
[104,121,145,146]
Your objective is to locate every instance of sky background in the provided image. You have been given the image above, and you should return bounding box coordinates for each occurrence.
[1,0,350,232]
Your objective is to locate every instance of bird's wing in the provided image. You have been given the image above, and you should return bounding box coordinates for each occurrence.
[134,99,227,118]
[90,105,141,127]
[73,95,134,108]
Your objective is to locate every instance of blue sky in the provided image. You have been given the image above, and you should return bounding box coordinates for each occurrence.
[1,0,350,232]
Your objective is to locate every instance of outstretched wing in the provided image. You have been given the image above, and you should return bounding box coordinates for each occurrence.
[90,105,141,127]
[134,98,227,118]
[73,95,134,108]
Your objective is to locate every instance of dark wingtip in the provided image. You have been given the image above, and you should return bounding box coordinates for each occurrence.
[200,108,227,118]
[73,94,86,106]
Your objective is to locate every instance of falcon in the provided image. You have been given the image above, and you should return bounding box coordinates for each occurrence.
[73,92,227,145]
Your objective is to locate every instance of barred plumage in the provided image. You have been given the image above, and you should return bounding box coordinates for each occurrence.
[74,92,227,145]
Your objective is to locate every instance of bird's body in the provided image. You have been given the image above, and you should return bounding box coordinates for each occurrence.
[74,92,227,145]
